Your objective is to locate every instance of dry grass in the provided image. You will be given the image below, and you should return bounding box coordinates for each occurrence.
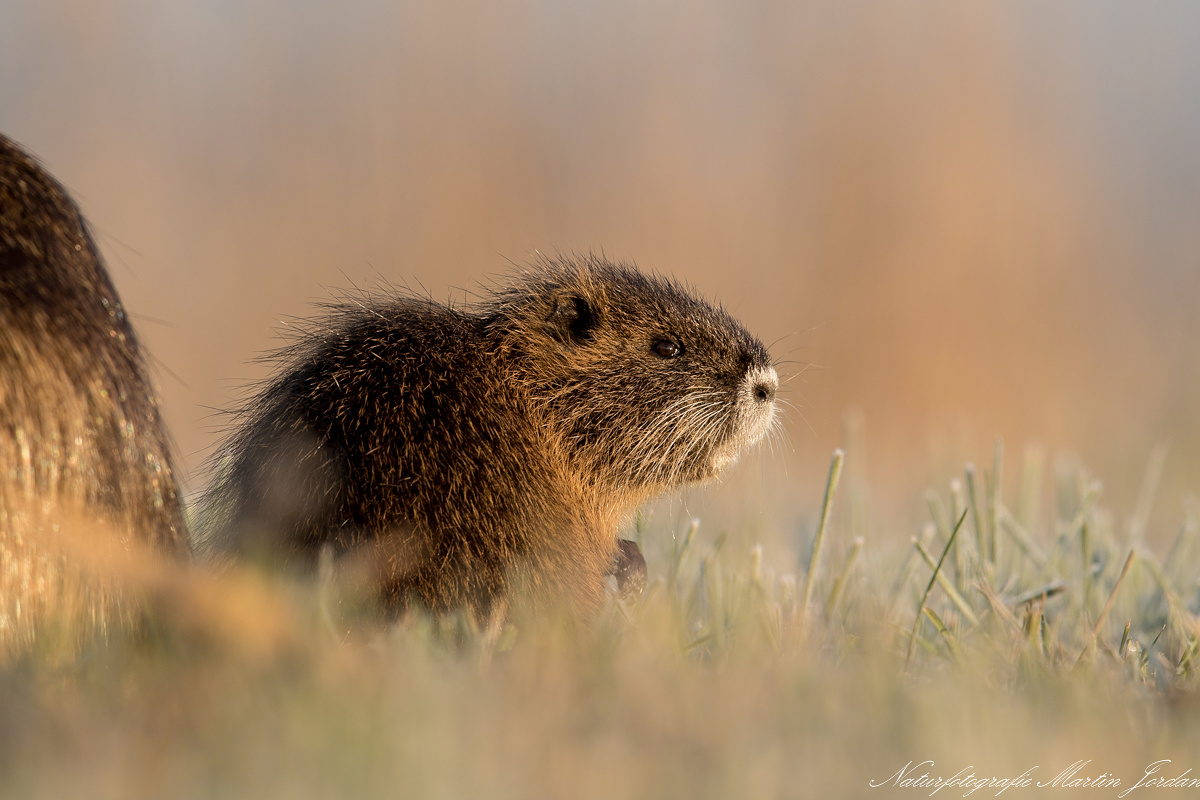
[3,443,1200,799]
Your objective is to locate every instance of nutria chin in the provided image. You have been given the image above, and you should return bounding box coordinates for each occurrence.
[198,255,779,621]
[0,133,188,649]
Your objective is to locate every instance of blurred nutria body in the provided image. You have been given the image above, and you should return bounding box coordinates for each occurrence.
[199,255,778,621]
[0,133,188,650]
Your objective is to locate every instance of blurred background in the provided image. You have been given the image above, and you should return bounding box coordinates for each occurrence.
[2,1,1198,541]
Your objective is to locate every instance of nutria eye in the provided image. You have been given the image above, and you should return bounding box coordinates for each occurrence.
[652,339,681,359]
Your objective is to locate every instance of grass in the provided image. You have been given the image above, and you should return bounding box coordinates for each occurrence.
[4,441,1200,799]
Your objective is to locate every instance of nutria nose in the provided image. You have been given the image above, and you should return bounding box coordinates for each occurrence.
[752,368,778,404]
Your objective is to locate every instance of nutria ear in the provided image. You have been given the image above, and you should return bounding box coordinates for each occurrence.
[544,294,595,345]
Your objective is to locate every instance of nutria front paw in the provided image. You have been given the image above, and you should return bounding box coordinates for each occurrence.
[611,538,647,602]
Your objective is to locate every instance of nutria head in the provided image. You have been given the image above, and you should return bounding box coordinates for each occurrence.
[485,254,779,500]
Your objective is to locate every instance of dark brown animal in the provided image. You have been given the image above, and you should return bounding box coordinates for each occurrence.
[198,256,778,621]
[0,133,189,650]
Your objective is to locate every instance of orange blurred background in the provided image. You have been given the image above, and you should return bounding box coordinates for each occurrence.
[3,2,1198,534]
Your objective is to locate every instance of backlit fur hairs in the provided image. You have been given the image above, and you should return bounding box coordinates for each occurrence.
[0,133,189,651]
[198,255,778,622]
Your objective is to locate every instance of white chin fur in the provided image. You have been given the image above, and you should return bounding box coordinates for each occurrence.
[724,366,778,460]
[710,449,741,473]
[744,402,776,447]
[693,366,778,479]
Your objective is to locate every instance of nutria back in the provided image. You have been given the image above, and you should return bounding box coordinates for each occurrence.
[200,255,778,620]
[0,133,188,649]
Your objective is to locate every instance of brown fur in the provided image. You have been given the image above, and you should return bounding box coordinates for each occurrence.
[199,255,778,621]
[0,133,189,651]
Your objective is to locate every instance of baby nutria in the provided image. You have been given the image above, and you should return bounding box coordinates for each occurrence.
[199,255,778,621]
[0,133,189,651]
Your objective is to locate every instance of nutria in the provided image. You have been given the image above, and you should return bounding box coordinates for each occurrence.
[0,133,188,649]
[198,255,778,621]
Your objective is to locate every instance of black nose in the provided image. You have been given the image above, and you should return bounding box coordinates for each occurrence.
[752,369,778,403]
